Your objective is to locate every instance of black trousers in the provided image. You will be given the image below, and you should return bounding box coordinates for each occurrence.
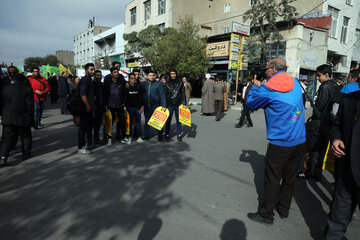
[238,104,252,126]
[215,100,223,120]
[323,170,360,239]
[78,112,92,149]
[259,142,307,220]
[0,125,32,159]
[108,106,126,139]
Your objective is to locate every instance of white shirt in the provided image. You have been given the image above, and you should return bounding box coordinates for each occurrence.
[242,82,249,100]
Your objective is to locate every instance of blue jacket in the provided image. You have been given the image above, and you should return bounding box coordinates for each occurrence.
[340,82,360,94]
[247,71,306,147]
[141,80,166,109]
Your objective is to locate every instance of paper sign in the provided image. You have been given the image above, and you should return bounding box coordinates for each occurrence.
[179,105,191,127]
[103,109,113,137]
[148,107,169,131]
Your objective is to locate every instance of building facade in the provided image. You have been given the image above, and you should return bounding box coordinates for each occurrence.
[93,23,126,68]
[73,20,110,66]
[56,50,74,66]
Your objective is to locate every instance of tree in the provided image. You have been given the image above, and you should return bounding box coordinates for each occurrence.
[124,16,211,76]
[24,57,43,71]
[42,54,58,66]
[243,0,298,67]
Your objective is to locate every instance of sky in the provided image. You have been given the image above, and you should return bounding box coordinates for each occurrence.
[0,0,132,65]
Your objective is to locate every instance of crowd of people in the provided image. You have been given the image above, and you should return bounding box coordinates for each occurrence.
[1,57,360,239]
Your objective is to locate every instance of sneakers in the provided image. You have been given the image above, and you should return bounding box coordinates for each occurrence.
[121,137,131,144]
[177,134,183,142]
[247,212,274,225]
[78,147,91,154]
[0,157,7,167]
[107,139,112,147]
[136,138,145,143]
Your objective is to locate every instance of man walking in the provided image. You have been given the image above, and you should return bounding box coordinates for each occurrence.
[298,64,339,181]
[77,63,96,154]
[103,67,128,145]
[0,74,34,166]
[28,67,50,129]
[201,74,215,115]
[164,69,186,142]
[58,71,69,114]
[246,58,306,225]
[183,76,192,106]
[214,79,226,121]
[141,70,167,142]
[322,86,360,239]
[235,78,253,128]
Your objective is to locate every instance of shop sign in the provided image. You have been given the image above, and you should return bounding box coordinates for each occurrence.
[128,62,139,68]
[206,41,229,57]
[232,22,250,36]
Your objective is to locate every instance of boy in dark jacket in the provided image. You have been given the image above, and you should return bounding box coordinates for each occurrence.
[164,68,186,142]
[140,70,167,141]
[126,73,144,143]
[0,74,34,166]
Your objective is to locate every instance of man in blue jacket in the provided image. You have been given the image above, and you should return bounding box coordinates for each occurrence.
[246,58,306,225]
[141,70,167,142]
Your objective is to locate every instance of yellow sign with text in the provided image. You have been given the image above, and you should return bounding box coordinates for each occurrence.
[147,107,170,131]
[179,105,191,127]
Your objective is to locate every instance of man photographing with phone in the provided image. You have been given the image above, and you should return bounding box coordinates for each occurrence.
[245,58,306,225]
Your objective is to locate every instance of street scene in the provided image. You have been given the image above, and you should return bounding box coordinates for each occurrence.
[0,100,359,240]
[1,0,360,240]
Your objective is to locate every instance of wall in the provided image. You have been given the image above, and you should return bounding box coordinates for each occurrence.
[56,50,74,66]
[93,24,125,58]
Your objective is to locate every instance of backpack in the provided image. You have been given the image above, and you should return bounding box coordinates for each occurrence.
[67,88,86,115]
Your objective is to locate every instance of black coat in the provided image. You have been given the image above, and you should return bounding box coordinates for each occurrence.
[103,74,126,106]
[331,90,360,187]
[1,81,34,127]
[58,77,69,97]
[164,78,186,107]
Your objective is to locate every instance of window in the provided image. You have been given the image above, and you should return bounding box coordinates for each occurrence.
[341,56,348,67]
[355,29,360,48]
[130,7,136,26]
[340,17,349,43]
[158,23,165,32]
[224,3,230,13]
[223,27,230,33]
[144,0,151,20]
[268,42,286,59]
[250,0,258,6]
[328,6,339,38]
[346,0,352,5]
[158,0,166,15]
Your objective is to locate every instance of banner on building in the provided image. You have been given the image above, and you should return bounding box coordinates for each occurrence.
[228,33,240,70]
[232,22,250,36]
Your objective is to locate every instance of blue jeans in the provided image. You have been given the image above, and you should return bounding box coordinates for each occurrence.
[87,109,103,144]
[34,100,44,126]
[144,107,162,139]
[165,105,182,136]
[127,107,142,138]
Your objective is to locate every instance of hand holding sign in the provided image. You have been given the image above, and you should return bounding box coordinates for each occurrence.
[179,104,191,127]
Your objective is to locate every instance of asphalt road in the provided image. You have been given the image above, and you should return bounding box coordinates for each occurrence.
[0,99,359,240]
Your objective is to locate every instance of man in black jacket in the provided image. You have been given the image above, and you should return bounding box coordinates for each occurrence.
[298,64,339,181]
[58,72,69,114]
[87,70,104,146]
[0,73,34,166]
[322,89,360,239]
[164,68,186,142]
[103,67,127,145]
[126,73,144,143]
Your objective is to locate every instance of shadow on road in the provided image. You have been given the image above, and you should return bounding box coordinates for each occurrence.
[239,150,265,207]
[0,117,193,239]
[220,219,247,240]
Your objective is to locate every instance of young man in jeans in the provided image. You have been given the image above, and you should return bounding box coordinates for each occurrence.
[126,73,144,143]
[141,70,167,142]
[78,63,96,154]
[164,68,187,142]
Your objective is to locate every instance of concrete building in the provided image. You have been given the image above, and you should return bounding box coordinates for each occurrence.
[73,19,110,66]
[56,50,74,66]
[93,23,126,68]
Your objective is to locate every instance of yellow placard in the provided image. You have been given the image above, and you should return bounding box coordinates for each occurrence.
[103,109,112,137]
[179,105,191,127]
[147,107,169,131]
[322,141,335,171]
[128,62,139,68]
